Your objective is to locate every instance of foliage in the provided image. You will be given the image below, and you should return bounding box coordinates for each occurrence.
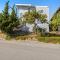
[0,13,2,17]
[39,14,47,23]
[3,1,9,20]
[0,1,19,35]
[50,8,60,31]
[23,10,47,24]
[50,17,58,31]
[15,36,28,40]
[9,5,19,33]
[23,11,35,24]
[0,1,9,32]
[5,35,12,40]
[0,13,3,27]
[36,36,60,44]
[22,10,47,34]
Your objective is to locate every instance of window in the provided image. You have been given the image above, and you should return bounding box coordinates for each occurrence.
[38,10,43,14]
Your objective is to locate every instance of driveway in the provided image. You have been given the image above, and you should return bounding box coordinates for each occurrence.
[0,40,60,60]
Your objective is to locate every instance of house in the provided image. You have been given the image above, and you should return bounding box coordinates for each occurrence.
[16,4,49,33]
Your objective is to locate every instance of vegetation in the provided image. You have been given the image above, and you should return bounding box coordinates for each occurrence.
[22,10,47,34]
[50,8,60,31]
[14,33,60,44]
[37,36,60,44]
[9,5,19,34]
[0,1,48,36]
[23,10,47,24]
[0,1,60,44]
[0,1,19,35]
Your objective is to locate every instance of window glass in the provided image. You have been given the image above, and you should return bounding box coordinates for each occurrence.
[38,10,43,13]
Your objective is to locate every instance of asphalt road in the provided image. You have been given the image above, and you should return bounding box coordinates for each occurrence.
[0,40,60,60]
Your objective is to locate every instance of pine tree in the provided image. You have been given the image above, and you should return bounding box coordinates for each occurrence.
[3,1,9,20]
[0,1,19,35]
[10,5,19,27]
[5,5,19,34]
[0,1,9,32]
[50,8,60,31]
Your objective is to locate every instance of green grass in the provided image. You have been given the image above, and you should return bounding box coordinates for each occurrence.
[36,36,60,44]
[5,35,12,40]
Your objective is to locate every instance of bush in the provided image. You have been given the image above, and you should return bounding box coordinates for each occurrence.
[15,36,28,40]
[15,34,37,40]
[5,35,12,40]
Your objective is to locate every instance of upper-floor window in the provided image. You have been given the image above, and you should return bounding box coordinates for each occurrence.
[38,10,43,14]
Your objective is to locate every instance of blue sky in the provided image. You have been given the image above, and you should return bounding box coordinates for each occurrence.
[0,0,60,18]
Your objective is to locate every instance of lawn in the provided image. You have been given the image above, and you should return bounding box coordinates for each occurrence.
[36,36,60,44]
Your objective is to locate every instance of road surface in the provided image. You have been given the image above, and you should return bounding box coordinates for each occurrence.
[0,40,60,60]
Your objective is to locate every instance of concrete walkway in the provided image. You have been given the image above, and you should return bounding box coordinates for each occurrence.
[0,40,60,60]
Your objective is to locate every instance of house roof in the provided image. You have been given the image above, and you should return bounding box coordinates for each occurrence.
[16,4,32,6]
[16,4,48,8]
[16,4,35,9]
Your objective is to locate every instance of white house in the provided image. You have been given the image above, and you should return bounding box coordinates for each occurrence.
[16,4,49,33]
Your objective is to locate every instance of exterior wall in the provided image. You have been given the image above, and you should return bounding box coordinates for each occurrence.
[16,4,35,18]
[36,6,49,22]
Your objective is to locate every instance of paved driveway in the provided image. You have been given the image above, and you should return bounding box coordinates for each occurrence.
[0,40,60,60]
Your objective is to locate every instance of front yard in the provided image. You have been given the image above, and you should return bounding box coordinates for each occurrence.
[0,31,60,44]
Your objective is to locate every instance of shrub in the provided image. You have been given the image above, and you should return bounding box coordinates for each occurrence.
[15,36,28,40]
[5,35,12,40]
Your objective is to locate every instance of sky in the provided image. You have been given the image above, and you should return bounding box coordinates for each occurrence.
[0,0,60,19]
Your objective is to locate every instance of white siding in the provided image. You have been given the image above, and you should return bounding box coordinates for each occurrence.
[36,6,49,22]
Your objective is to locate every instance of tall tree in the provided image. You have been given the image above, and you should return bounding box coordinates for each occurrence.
[9,5,19,31]
[3,1,9,20]
[0,1,19,35]
[0,1,9,32]
[4,5,20,34]
[23,10,47,24]
[50,8,60,31]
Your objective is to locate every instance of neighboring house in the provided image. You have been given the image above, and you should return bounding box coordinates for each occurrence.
[16,4,49,33]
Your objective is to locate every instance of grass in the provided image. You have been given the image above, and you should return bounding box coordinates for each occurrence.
[5,35,12,40]
[36,36,60,44]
